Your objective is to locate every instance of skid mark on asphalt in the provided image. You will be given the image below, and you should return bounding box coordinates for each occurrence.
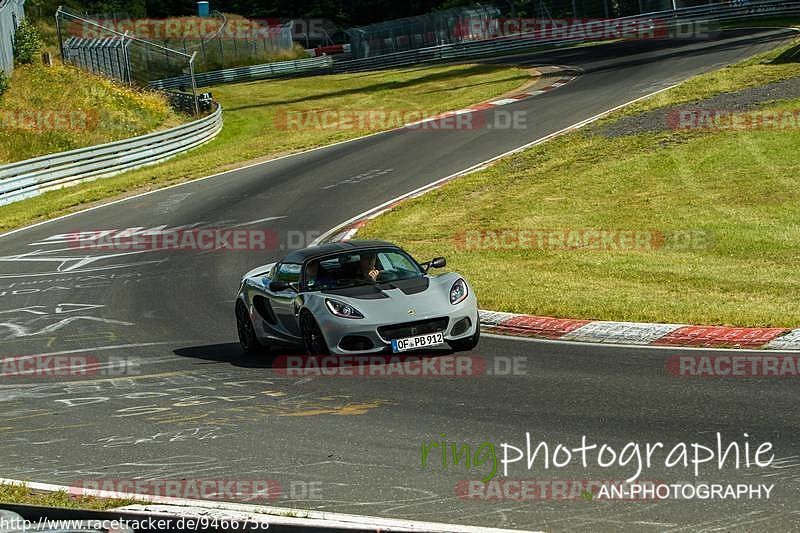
[0,316,133,339]
[0,301,134,344]
[6,423,95,434]
[0,370,389,432]
[277,399,387,417]
[83,426,230,449]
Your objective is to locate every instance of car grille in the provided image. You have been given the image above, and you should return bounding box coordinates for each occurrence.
[339,335,375,351]
[451,316,472,336]
[378,317,449,341]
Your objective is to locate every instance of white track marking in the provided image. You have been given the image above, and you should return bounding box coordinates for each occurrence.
[0,478,536,533]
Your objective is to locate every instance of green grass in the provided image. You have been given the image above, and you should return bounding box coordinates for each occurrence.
[721,16,800,30]
[0,63,528,232]
[0,63,184,163]
[358,39,800,327]
[0,483,139,510]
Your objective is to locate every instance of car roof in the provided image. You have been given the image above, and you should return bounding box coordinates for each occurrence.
[281,240,400,264]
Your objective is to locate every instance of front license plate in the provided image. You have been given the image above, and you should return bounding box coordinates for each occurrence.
[391,332,445,352]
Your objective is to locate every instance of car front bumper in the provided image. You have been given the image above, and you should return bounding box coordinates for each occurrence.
[317,297,479,355]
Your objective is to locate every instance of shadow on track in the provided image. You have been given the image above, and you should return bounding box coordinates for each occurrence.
[486,28,794,74]
[173,343,458,370]
[174,342,277,368]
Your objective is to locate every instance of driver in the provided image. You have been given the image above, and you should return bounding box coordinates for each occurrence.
[358,252,382,282]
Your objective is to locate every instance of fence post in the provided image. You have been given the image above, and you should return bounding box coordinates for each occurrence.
[189,51,199,115]
[55,6,65,61]
[121,30,131,84]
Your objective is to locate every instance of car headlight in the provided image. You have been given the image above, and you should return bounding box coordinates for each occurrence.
[325,298,364,319]
[450,278,468,305]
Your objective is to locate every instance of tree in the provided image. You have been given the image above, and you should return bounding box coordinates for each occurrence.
[13,18,44,65]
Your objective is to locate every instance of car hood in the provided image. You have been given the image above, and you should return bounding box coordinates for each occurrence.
[309,272,467,321]
[322,276,430,299]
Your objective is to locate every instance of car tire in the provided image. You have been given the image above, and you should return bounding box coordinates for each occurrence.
[300,311,330,355]
[236,300,265,356]
[448,323,480,352]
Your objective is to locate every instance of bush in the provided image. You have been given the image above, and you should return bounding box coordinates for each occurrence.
[0,70,9,97]
[13,18,43,65]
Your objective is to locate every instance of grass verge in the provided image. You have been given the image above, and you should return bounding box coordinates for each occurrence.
[0,482,138,510]
[0,63,528,232]
[358,37,800,327]
[0,63,184,163]
[721,16,800,30]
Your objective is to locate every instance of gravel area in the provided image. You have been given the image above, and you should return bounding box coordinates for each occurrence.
[598,75,800,137]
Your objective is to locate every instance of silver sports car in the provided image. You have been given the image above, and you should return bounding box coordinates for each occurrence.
[235,240,480,355]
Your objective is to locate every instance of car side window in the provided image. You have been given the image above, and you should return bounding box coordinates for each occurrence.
[275,263,301,283]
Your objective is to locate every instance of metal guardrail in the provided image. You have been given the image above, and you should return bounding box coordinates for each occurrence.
[332,0,800,72]
[149,55,333,89]
[0,103,223,205]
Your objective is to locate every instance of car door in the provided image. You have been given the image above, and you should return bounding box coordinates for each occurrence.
[265,262,303,339]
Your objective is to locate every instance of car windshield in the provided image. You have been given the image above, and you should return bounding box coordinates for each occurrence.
[303,248,423,290]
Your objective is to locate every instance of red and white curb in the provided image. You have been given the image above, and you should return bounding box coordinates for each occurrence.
[406,68,578,128]
[0,478,530,533]
[480,311,800,350]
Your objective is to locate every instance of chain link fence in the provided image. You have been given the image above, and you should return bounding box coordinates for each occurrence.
[169,12,298,72]
[55,6,201,112]
[347,6,502,59]
[59,9,299,73]
[0,0,24,75]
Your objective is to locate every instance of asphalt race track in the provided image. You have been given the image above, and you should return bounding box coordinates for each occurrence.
[1,28,799,531]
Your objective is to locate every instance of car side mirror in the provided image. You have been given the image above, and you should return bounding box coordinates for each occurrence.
[269,280,291,292]
[429,257,446,269]
[423,257,446,271]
